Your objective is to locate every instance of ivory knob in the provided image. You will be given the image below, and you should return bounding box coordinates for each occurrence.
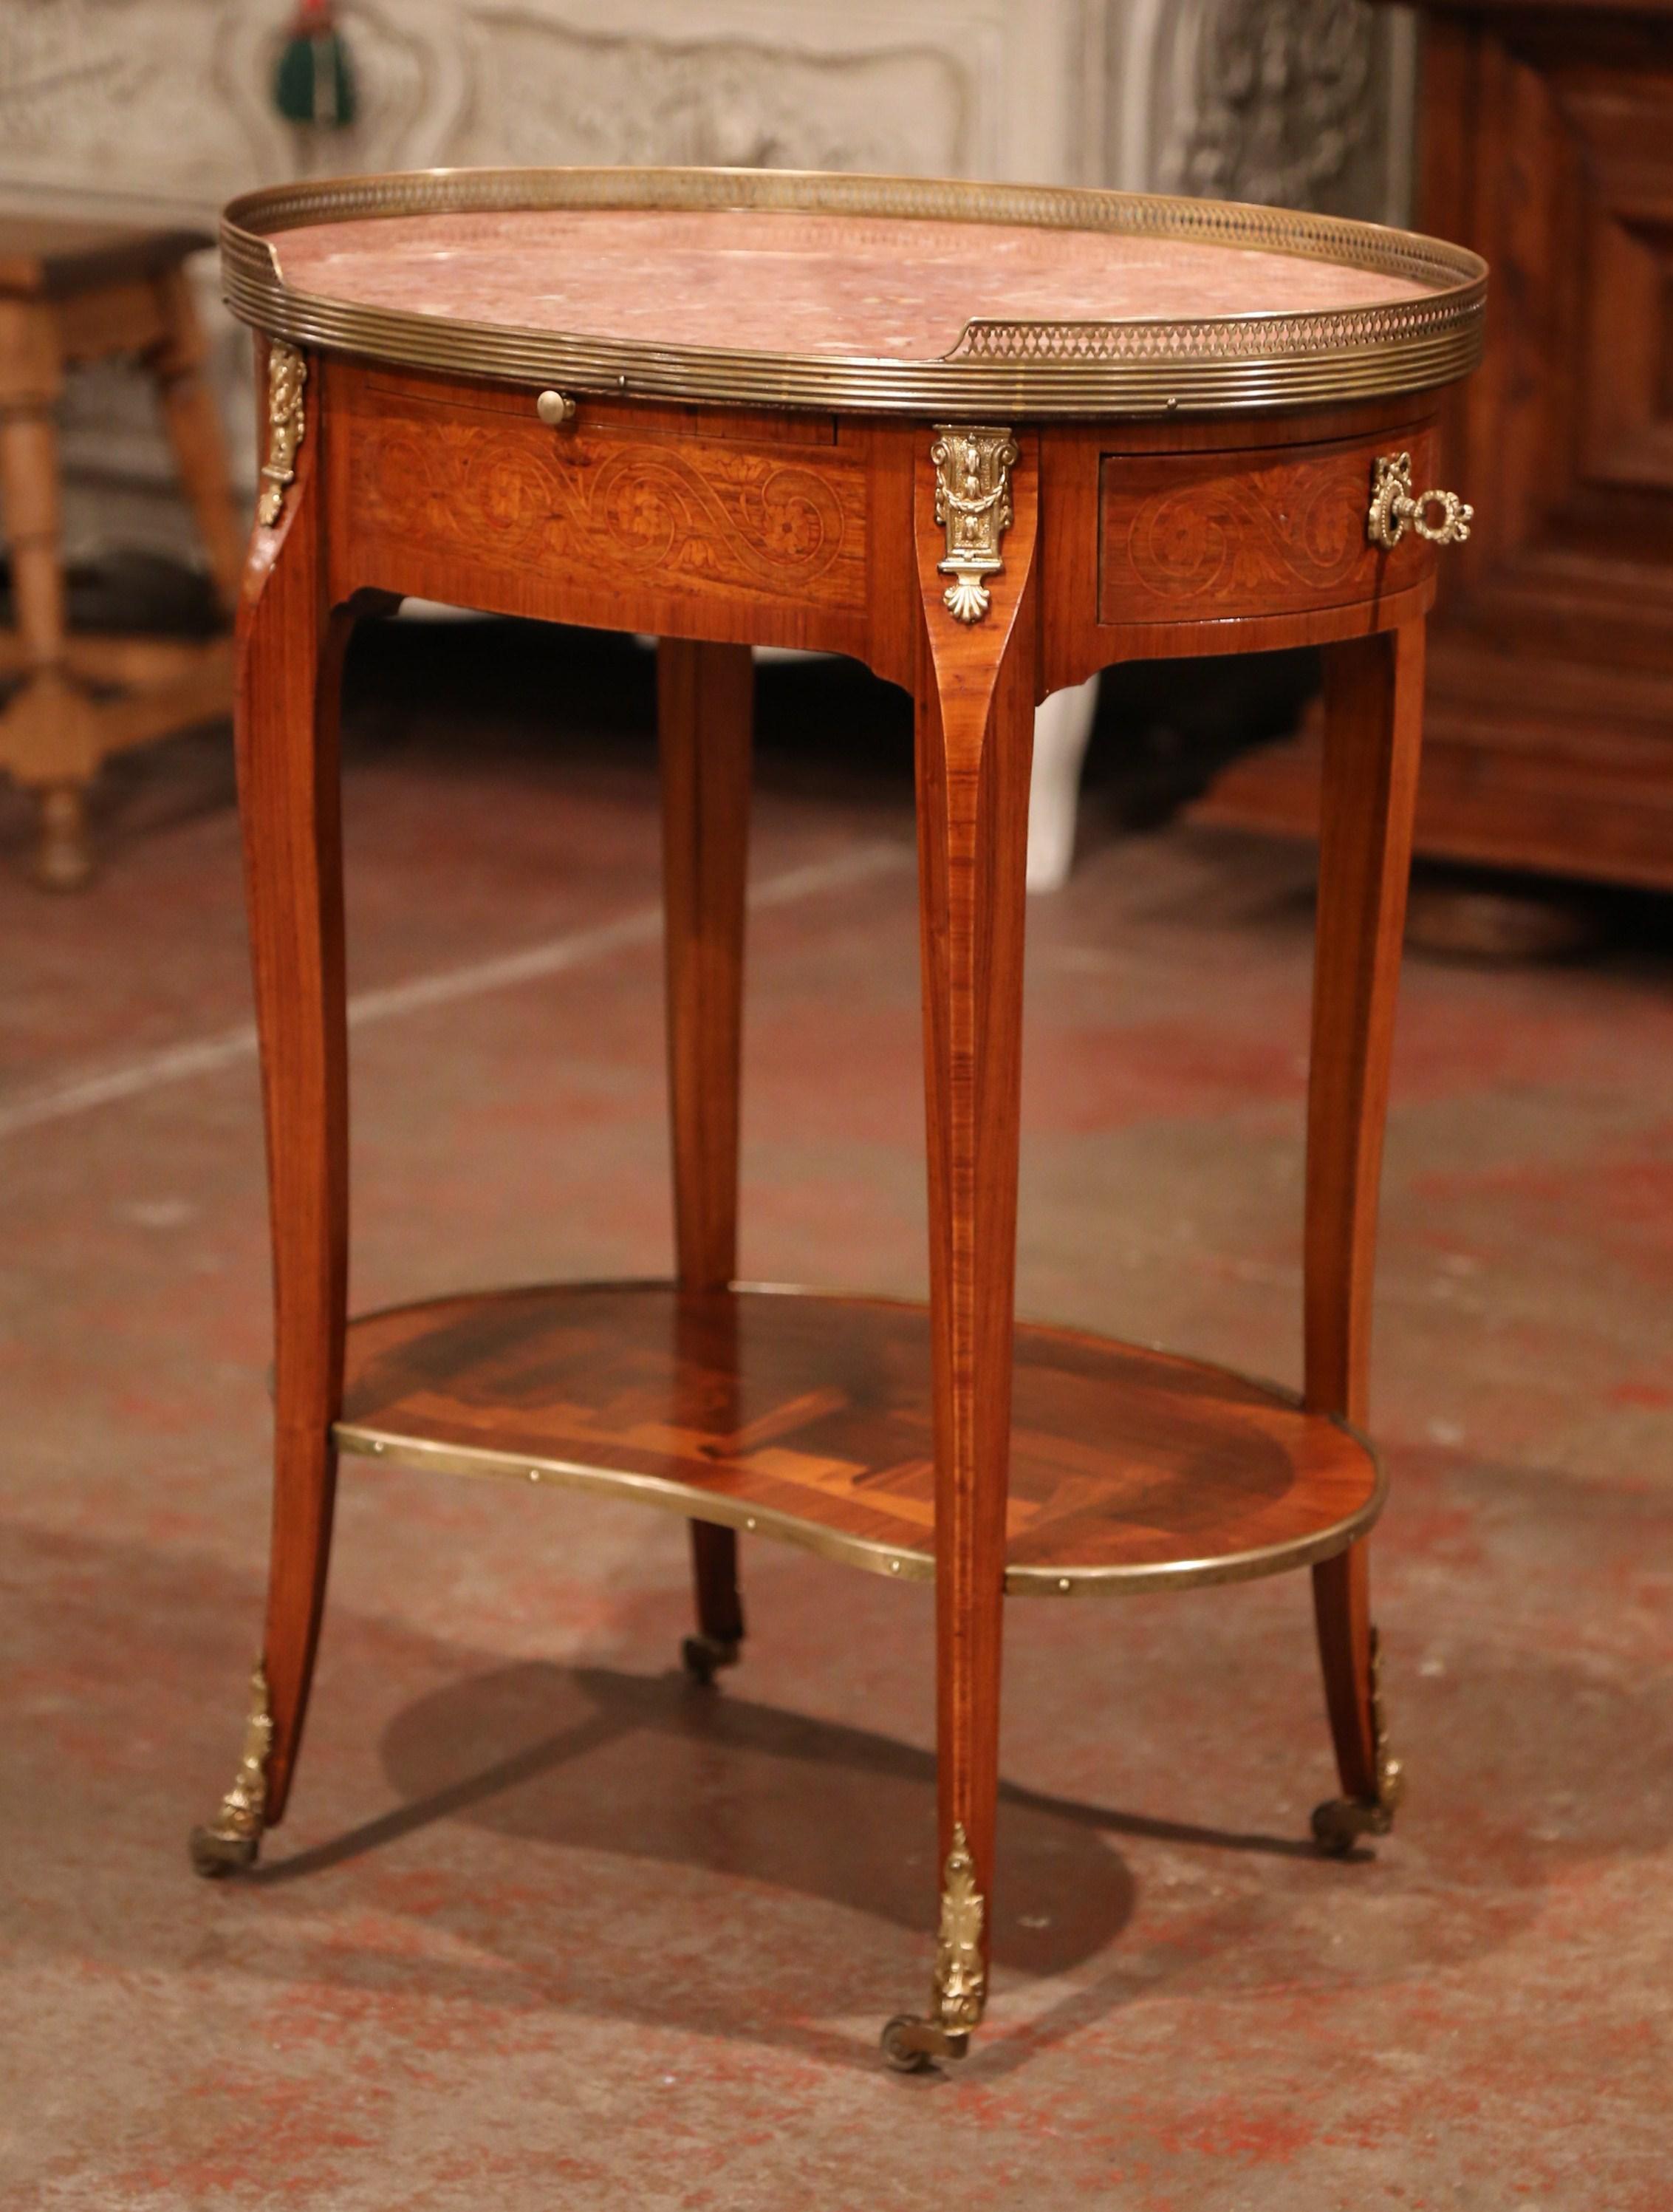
[536,389,576,427]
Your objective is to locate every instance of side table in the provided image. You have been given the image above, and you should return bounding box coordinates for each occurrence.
[191,168,1483,2071]
[0,219,242,885]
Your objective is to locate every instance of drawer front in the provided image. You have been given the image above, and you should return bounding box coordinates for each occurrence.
[335,371,869,637]
[1098,430,1437,628]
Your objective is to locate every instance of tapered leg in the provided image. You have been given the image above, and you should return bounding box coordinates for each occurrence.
[193,349,348,1874]
[658,637,753,1682]
[1304,621,1425,1853]
[883,429,1037,2070]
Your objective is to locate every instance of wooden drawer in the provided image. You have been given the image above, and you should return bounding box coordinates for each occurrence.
[330,364,869,641]
[1098,429,1438,628]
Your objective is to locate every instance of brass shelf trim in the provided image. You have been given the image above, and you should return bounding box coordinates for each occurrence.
[221,166,1486,420]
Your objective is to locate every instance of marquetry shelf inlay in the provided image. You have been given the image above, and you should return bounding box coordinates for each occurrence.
[335,1283,1383,1594]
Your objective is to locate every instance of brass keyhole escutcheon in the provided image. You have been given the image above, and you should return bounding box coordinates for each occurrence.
[536,389,576,428]
[1367,452,1473,551]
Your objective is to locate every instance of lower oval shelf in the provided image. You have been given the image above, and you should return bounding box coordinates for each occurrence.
[336,1282,1383,1594]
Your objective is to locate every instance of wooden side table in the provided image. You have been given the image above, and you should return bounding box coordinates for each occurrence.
[0,219,242,885]
[190,169,1483,2071]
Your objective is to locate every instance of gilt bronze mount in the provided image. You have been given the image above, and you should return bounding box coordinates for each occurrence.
[931,426,1019,624]
[256,344,307,528]
[1311,1627,1407,1854]
[880,1823,988,2072]
[189,1660,273,1877]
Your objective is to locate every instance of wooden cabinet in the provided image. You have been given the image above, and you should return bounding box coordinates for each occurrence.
[1202,0,1673,890]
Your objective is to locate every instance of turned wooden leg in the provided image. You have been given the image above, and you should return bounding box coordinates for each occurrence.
[150,266,246,618]
[659,636,753,1684]
[0,310,100,887]
[1304,620,1425,1854]
[882,430,1038,2070]
[33,780,92,891]
[193,352,347,1874]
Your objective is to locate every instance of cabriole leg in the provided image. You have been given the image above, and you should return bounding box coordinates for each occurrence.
[883,429,1037,2069]
[1304,621,1425,1854]
[193,346,349,1876]
[659,637,753,1684]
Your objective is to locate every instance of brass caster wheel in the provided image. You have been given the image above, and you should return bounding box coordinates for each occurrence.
[189,1823,261,1878]
[1310,1795,1395,1857]
[880,2015,970,2074]
[680,1632,739,1686]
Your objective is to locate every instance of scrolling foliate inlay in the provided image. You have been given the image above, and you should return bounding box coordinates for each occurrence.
[349,414,863,612]
[257,344,307,527]
[931,425,1018,624]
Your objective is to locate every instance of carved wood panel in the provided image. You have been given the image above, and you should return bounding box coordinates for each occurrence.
[332,374,871,647]
[1119,0,1415,224]
[1098,431,1435,626]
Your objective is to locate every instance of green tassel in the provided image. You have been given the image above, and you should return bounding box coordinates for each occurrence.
[274,23,357,129]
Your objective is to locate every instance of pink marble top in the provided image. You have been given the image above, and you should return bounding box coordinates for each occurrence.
[273,207,1436,362]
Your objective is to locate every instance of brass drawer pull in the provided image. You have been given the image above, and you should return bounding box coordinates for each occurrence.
[1367,452,1473,550]
[536,388,576,427]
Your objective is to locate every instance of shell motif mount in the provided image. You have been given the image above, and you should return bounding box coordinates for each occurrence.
[257,344,307,528]
[931,425,1019,624]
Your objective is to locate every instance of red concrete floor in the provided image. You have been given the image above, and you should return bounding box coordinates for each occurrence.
[1,624,1670,2210]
